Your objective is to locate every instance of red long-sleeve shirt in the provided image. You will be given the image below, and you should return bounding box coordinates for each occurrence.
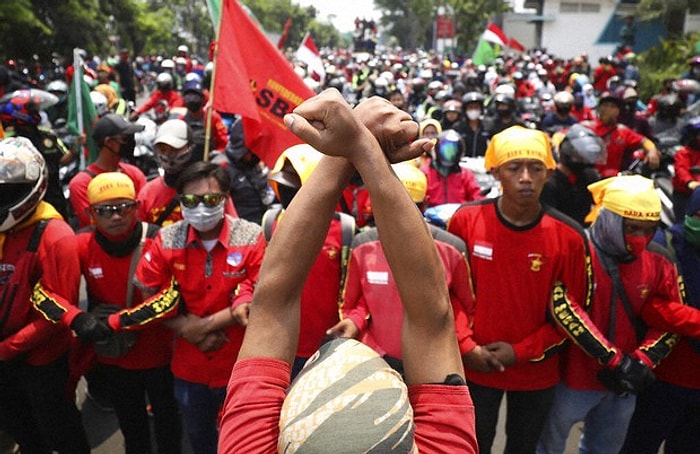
[447,199,593,390]
[672,146,700,194]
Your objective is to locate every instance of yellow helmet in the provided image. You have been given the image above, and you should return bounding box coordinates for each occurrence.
[392,162,427,203]
[269,144,323,201]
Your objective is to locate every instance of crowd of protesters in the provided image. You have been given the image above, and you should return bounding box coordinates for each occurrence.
[0,36,699,454]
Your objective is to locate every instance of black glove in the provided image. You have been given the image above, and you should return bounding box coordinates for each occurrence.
[597,354,655,396]
[70,313,113,343]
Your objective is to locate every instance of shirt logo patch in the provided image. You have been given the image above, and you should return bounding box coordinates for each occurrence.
[89,267,104,279]
[174,263,186,271]
[367,271,389,285]
[638,285,650,300]
[227,252,243,267]
[473,241,493,260]
[528,253,544,272]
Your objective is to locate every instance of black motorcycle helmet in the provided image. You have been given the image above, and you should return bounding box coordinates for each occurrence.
[656,93,683,120]
[557,124,606,171]
[681,116,700,149]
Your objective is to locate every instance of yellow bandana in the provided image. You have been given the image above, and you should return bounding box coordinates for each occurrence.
[586,175,661,223]
[87,172,135,205]
[484,125,556,170]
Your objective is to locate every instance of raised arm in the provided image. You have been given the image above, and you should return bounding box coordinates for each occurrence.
[286,91,464,385]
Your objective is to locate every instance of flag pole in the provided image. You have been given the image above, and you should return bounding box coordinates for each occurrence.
[73,48,86,170]
[204,1,225,162]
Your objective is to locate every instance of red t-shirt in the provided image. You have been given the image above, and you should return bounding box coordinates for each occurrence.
[76,226,173,370]
[447,199,592,390]
[582,119,646,177]
[69,162,147,229]
[421,165,483,208]
[217,357,477,454]
[672,146,700,194]
[343,225,476,359]
[134,215,265,386]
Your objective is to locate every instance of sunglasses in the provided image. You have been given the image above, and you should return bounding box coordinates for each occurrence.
[179,193,226,209]
[92,201,137,218]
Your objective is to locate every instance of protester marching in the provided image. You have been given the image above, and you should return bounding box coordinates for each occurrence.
[2,0,700,453]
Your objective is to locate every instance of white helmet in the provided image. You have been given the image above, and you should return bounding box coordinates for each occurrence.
[156,72,173,90]
[0,137,48,232]
[160,58,175,70]
[90,91,109,117]
[177,44,189,54]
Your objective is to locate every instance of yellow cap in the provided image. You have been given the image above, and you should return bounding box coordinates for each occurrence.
[587,175,660,222]
[87,172,136,205]
[392,163,427,203]
[484,125,556,170]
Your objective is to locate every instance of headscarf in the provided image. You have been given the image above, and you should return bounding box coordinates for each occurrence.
[484,125,556,170]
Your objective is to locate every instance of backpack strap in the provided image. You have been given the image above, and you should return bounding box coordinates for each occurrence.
[27,219,50,253]
[154,196,180,226]
[82,168,97,178]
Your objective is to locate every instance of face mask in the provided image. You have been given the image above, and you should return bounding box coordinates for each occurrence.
[496,108,511,119]
[625,234,651,257]
[466,109,481,120]
[684,215,700,248]
[181,202,225,232]
[119,136,136,161]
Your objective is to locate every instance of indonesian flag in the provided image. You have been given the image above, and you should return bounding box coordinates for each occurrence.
[482,23,508,47]
[509,37,526,52]
[213,0,315,169]
[295,32,326,83]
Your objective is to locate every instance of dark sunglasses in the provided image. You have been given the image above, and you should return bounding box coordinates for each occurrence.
[92,201,137,218]
[179,193,226,209]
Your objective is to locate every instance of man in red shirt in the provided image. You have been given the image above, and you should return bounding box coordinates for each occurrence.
[447,125,593,453]
[581,92,660,177]
[76,172,182,454]
[129,72,183,120]
[106,161,265,454]
[218,91,477,453]
[0,137,90,453]
[265,144,355,379]
[68,113,147,229]
[136,119,236,226]
[329,162,494,374]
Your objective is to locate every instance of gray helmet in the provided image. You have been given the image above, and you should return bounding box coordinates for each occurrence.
[558,124,606,167]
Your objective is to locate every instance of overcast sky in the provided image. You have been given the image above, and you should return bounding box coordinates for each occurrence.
[295,0,381,33]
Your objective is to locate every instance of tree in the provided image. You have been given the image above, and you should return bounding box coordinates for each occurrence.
[374,0,511,55]
[636,0,700,40]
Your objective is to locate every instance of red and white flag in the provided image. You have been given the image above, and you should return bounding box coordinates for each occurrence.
[212,0,315,169]
[482,23,508,47]
[508,37,526,52]
[295,32,326,83]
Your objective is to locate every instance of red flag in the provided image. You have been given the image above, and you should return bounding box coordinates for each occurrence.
[508,37,526,52]
[295,32,326,83]
[277,17,292,50]
[483,23,508,47]
[213,0,315,168]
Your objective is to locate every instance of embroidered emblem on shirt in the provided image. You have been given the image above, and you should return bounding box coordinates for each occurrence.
[326,247,338,261]
[227,252,243,267]
[473,241,493,260]
[638,285,650,300]
[528,253,544,272]
[367,271,389,285]
[88,267,104,279]
[174,263,186,271]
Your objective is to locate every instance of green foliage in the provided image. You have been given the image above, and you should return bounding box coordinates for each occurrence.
[636,0,700,39]
[637,32,700,100]
[374,0,511,55]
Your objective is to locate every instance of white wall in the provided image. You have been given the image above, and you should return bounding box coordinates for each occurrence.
[504,0,623,62]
